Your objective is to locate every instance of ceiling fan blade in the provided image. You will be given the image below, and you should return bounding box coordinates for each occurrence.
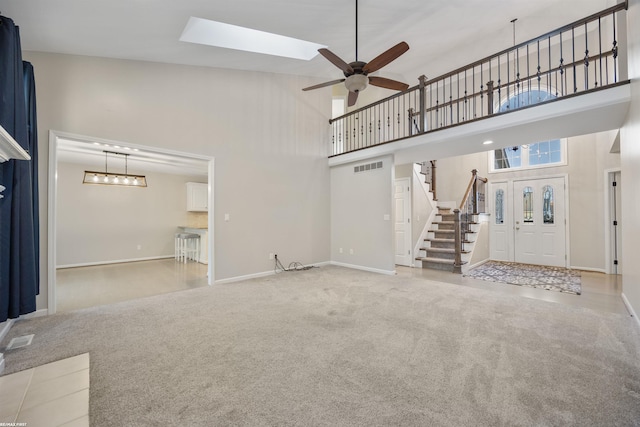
[368,76,409,91]
[318,48,354,75]
[302,79,346,91]
[362,41,410,74]
[348,91,359,107]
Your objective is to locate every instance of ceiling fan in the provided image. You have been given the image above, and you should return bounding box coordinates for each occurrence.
[302,0,410,107]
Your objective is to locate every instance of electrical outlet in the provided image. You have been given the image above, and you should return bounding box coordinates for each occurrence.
[269,253,274,260]
[339,248,343,254]
[137,245,142,250]
[349,249,354,255]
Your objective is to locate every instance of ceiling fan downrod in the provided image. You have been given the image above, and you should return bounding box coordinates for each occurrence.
[355,0,358,61]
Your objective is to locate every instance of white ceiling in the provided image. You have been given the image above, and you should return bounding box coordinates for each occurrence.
[0,0,614,84]
[0,0,616,170]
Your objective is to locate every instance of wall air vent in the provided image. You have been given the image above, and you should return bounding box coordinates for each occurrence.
[354,161,383,174]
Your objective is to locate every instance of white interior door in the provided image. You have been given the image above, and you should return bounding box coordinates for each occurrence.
[513,177,566,267]
[394,178,412,266]
[609,171,622,274]
[489,182,511,261]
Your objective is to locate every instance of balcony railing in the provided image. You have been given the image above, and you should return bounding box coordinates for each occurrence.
[329,2,628,157]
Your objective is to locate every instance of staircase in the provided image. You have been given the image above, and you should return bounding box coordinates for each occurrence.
[415,206,478,272]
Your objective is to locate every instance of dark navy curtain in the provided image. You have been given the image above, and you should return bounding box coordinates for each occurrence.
[0,16,39,322]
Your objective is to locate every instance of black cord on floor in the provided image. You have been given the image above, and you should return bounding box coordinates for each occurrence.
[274,255,317,274]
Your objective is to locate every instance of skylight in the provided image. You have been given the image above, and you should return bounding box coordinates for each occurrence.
[179,17,325,61]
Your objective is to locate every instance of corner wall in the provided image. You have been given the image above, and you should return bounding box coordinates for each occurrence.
[620,0,640,321]
[331,155,395,273]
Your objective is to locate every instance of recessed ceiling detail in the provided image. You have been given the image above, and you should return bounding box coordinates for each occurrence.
[179,16,326,60]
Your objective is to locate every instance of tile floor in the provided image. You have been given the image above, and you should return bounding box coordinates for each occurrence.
[0,353,89,426]
[56,258,209,312]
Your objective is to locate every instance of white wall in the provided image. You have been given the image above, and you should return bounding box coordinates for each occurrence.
[331,155,394,273]
[56,162,203,266]
[27,52,332,311]
[435,131,620,271]
[620,0,640,319]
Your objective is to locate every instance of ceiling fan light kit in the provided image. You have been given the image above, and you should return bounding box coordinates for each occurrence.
[345,74,368,93]
[302,0,410,106]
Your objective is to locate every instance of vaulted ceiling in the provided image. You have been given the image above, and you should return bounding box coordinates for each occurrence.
[0,0,614,85]
[0,0,619,170]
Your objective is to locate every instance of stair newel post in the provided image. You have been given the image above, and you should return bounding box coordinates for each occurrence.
[418,75,427,133]
[453,208,463,274]
[471,169,478,214]
[486,80,494,115]
[431,160,437,201]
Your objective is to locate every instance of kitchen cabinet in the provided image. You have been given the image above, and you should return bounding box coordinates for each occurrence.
[187,182,208,212]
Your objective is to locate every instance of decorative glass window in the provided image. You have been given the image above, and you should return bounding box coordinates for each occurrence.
[523,186,534,223]
[495,189,504,224]
[488,89,566,173]
[542,185,554,224]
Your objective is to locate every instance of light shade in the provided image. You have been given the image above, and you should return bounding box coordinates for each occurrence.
[179,17,326,60]
[83,171,147,187]
[345,74,368,93]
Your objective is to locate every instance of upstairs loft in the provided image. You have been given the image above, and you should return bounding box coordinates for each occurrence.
[327,2,631,166]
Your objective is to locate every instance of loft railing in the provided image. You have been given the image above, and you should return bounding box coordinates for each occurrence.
[453,169,487,273]
[329,2,628,157]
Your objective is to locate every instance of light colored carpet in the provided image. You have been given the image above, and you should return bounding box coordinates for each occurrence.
[464,260,582,295]
[1,266,639,426]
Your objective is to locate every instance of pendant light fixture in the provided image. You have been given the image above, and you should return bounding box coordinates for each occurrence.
[83,150,147,187]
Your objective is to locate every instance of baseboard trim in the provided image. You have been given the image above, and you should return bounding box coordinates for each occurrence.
[215,270,275,285]
[0,319,15,344]
[570,266,606,273]
[621,293,640,329]
[215,261,332,285]
[20,309,49,320]
[58,255,174,269]
[330,261,396,276]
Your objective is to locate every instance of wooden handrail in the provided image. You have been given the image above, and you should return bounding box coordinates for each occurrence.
[459,169,488,210]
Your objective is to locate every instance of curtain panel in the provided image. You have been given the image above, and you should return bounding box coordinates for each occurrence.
[0,15,40,322]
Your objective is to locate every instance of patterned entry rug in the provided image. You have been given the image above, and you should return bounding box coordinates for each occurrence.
[464,260,582,295]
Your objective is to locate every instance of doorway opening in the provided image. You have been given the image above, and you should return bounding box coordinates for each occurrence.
[48,130,215,314]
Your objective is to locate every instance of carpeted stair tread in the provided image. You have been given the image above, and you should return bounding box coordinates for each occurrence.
[425,238,473,244]
[422,247,470,254]
[416,257,455,264]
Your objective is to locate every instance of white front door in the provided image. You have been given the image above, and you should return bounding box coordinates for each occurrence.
[489,181,511,261]
[394,178,412,266]
[513,177,566,267]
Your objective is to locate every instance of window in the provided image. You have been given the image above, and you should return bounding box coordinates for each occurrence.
[495,189,504,224]
[543,185,554,224]
[488,89,567,173]
[523,186,534,223]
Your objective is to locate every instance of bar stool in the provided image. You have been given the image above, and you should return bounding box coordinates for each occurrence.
[175,233,200,263]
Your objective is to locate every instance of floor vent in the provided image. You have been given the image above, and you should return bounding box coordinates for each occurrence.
[6,334,34,350]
